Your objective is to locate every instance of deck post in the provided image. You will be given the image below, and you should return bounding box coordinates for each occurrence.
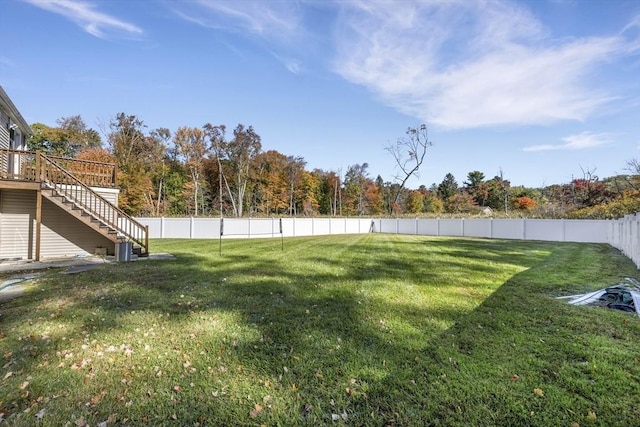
[145,225,149,256]
[35,188,42,261]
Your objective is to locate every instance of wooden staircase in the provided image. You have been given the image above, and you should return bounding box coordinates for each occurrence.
[38,153,149,257]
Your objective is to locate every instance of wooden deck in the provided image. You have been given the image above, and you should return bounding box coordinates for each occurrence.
[1,149,148,259]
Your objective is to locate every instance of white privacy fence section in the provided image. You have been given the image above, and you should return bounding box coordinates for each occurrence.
[136,214,639,268]
[140,217,374,239]
[607,213,639,269]
[374,218,609,243]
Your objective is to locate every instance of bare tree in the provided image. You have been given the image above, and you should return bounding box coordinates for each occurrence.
[385,124,431,213]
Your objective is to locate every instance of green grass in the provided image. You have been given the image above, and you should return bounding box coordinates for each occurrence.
[1,234,639,426]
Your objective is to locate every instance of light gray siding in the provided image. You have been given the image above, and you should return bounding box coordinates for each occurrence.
[0,110,9,149]
[40,197,114,258]
[91,187,119,207]
[0,189,34,259]
[0,189,115,260]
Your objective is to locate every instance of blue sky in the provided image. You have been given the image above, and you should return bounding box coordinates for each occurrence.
[1,0,639,189]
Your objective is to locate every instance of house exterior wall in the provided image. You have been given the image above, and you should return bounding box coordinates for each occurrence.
[0,110,9,149]
[91,187,119,206]
[0,189,115,260]
[0,189,33,259]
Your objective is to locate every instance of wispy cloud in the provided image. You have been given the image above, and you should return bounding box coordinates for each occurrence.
[523,132,613,152]
[171,0,302,42]
[169,0,305,73]
[23,0,143,39]
[332,0,638,129]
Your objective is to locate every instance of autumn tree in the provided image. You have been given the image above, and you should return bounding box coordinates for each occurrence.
[423,192,444,213]
[385,124,431,213]
[513,196,537,210]
[285,156,306,216]
[107,113,157,215]
[486,170,511,214]
[464,170,489,206]
[58,115,102,153]
[315,169,341,216]
[300,170,320,215]
[406,190,425,214]
[205,123,262,217]
[28,115,101,157]
[173,126,208,216]
[253,150,289,215]
[343,163,371,215]
[445,192,478,214]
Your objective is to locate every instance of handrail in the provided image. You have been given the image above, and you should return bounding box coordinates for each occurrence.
[38,152,148,255]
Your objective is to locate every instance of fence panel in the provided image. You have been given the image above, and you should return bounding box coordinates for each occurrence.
[416,219,439,235]
[462,219,492,238]
[163,218,191,238]
[525,219,563,241]
[193,218,220,239]
[492,219,524,239]
[564,220,608,243]
[397,219,417,235]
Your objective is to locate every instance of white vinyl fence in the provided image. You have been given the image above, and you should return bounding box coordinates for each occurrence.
[136,214,640,268]
[606,213,640,269]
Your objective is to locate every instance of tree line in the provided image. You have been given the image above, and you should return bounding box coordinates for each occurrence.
[27,114,640,219]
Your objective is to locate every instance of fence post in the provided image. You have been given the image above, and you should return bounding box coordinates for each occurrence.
[190,217,194,239]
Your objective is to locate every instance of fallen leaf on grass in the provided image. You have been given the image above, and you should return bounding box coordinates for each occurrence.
[19,381,29,390]
[3,371,12,380]
[587,411,597,420]
[250,403,263,418]
[533,388,544,397]
[35,408,46,420]
[90,391,107,406]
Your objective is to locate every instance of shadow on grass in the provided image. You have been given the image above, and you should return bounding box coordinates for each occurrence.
[1,235,637,425]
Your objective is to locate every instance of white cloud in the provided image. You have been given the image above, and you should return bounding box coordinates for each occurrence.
[170,0,305,73]
[523,132,613,152]
[332,0,637,129]
[23,0,143,39]
[171,0,302,42]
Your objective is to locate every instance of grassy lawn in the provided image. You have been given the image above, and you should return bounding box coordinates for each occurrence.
[1,234,639,426]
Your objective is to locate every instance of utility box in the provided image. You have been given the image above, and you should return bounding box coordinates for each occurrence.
[115,242,132,262]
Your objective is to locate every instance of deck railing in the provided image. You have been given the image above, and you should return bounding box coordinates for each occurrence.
[0,149,117,187]
[0,149,37,181]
